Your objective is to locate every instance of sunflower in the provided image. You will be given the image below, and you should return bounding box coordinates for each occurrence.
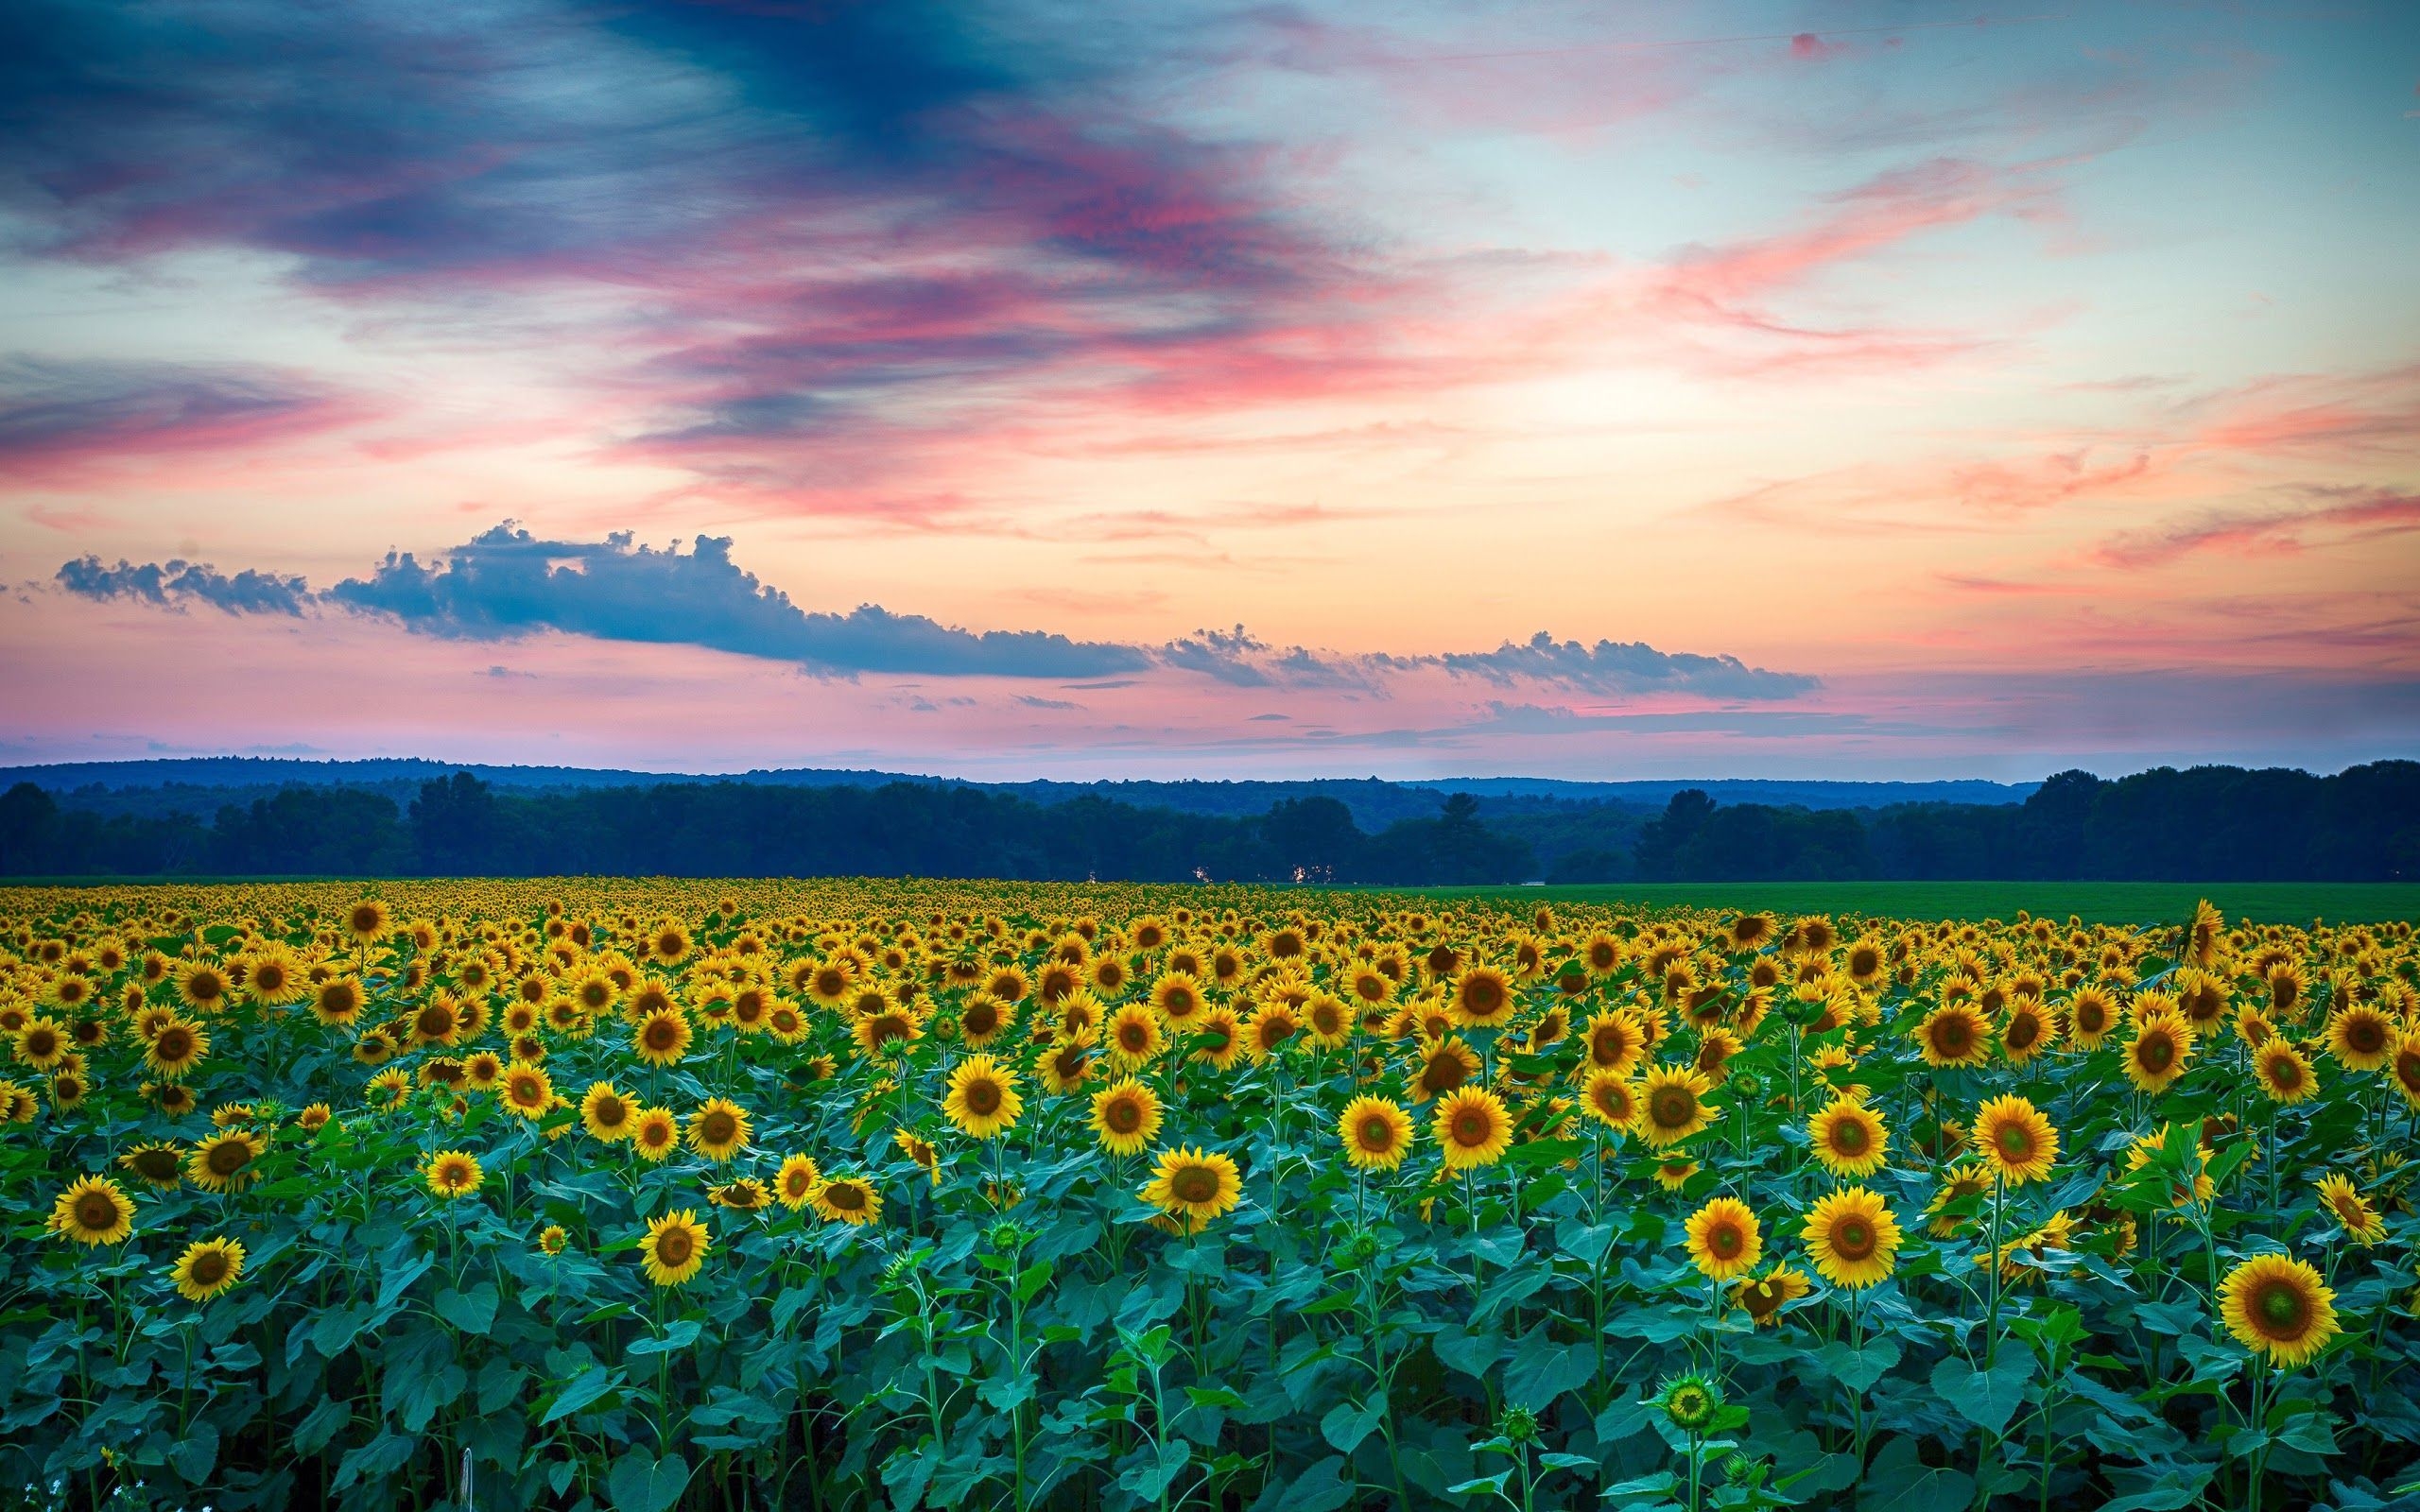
[423,1149,484,1200]
[958,992,1011,1048]
[811,1175,881,1226]
[2315,1174,2386,1245]
[2326,1005,2396,1072]
[1434,1087,1513,1170]
[185,1130,267,1194]
[344,899,390,943]
[1582,1008,1648,1078]
[2394,1029,2420,1108]
[942,1055,1023,1140]
[1656,1373,1721,1434]
[775,1154,823,1210]
[1245,1004,1301,1062]
[1339,1095,1415,1171]
[2067,986,2118,1049]
[1999,1000,2057,1065]
[13,1016,69,1073]
[640,1209,710,1286]
[50,1176,135,1246]
[118,1141,184,1191]
[2253,1040,2319,1104]
[1685,1196,1763,1281]
[2218,1254,2338,1368]
[1552,1062,1627,1130]
[1103,1004,1166,1069]
[1733,1264,1812,1327]
[2123,1010,2195,1095]
[1581,931,1625,978]
[539,1225,571,1256]
[580,1081,637,1141]
[173,960,232,1014]
[500,1061,555,1120]
[1915,1003,1992,1068]
[170,1237,246,1302]
[1653,1159,1699,1192]
[312,977,365,1027]
[1448,966,1516,1029]
[709,1177,772,1212]
[1037,1031,1097,1093]
[631,1007,693,1067]
[1973,1095,2059,1186]
[686,1097,752,1161]
[631,1106,681,1162]
[1140,1145,1242,1233]
[1409,1036,1480,1103]
[1090,1077,1163,1157]
[1807,1096,1890,1178]
[893,1128,942,1186]
[1803,1186,1901,1289]
[1638,1065,1717,1148]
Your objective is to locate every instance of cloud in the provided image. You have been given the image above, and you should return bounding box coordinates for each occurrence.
[2095,488,2420,569]
[1413,631,1818,700]
[48,526,1822,699]
[321,524,1153,679]
[0,357,358,480]
[56,555,312,616]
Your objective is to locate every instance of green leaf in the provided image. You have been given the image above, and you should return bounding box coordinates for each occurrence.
[1864,1437,1973,1512]
[166,1420,219,1483]
[1504,1324,1595,1410]
[1929,1354,2031,1435]
[434,1281,499,1335]
[608,1450,692,1512]
[1263,1454,1357,1512]
[1446,1470,1514,1497]
[1321,1396,1384,1454]
[1434,1326,1503,1379]
[542,1365,623,1424]
[627,1318,702,1356]
[1818,1336,1901,1392]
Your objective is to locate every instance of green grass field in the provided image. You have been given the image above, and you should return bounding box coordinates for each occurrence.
[1364,880,2420,924]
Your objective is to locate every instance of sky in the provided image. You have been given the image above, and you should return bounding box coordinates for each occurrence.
[1,0,2415,782]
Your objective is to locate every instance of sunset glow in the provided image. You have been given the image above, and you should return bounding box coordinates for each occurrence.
[4,2,2415,777]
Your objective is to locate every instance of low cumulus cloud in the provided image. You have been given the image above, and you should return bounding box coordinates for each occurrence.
[54,525,1819,696]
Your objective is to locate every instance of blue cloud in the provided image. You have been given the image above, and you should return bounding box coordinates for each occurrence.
[322,524,1153,679]
[57,555,312,616]
[1420,631,1818,700]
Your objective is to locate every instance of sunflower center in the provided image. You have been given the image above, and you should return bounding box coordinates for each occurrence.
[1108,1099,1143,1133]
[656,1230,694,1265]
[208,1142,251,1176]
[964,1080,1002,1116]
[2139,1038,2174,1071]
[1710,1226,1742,1257]
[2256,1281,2307,1332]
[702,1112,736,1143]
[1833,1218,1875,1260]
[76,1194,118,1230]
[1832,1122,1868,1154]
[1171,1166,1219,1205]
[1997,1126,2032,1160]
[828,1184,866,1211]
[1651,1088,1695,1128]
[1359,1116,1394,1150]
[646,1021,679,1049]
[2348,1021,2385,1053]
[191,1250,228,1284]
[1451,1109,1492,1146]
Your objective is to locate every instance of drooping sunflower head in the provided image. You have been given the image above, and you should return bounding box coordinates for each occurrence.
[2314,1174,2385,1245]
[1732,1264,1812,1328]
[811,1175,881,1226]
[709,1177,772,1212]
[118,1141,185,1190]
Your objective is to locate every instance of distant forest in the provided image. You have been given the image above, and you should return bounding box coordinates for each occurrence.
[2,761,2413,882]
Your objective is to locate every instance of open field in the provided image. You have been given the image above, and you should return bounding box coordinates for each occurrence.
[5,879,2416,1510]
[1370,882,2420,927]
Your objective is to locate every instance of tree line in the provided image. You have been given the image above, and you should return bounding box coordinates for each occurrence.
[0,761,2411,883]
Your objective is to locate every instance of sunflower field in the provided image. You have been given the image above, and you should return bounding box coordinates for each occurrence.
[4,882,2417,1511]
